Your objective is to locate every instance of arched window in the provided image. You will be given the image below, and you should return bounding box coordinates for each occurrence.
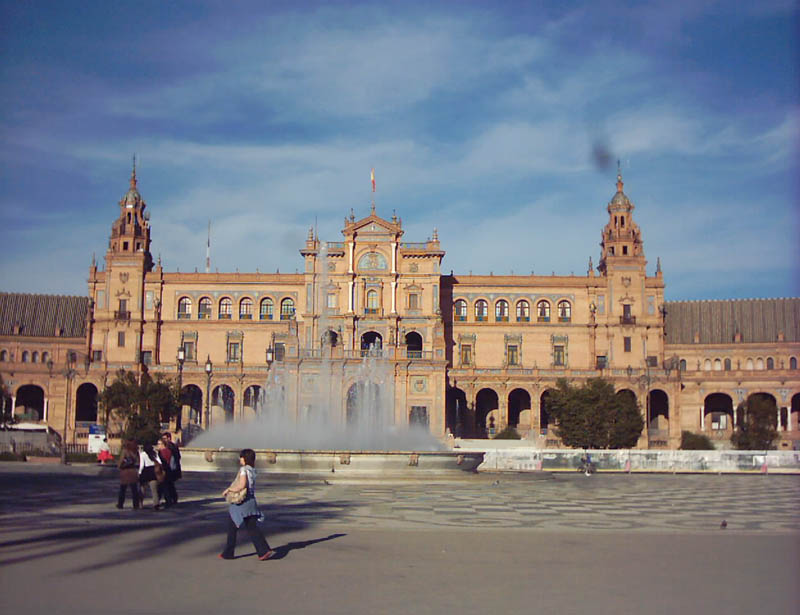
[42,351,49,364]
[746,358,754,370]
[454,299,467,321]
[791,357,798,370]
[365,289,379,314]
[766,357,774,370]
[516,300,530,322]
[31,351,39,363]
[537,300,551,322]
[724,358,731,371]
[198,297,212,319]
[0,350,6,361]
[21,351,29,363]
[177,297,192,319]
[714,358,722,371]
[756,357,764,370]
[280,298,295,320]
[679,359,687,371]
[495,300,509,322]
[239,298,253,320]
[260,298,274,320]
[475,300,488,321]
[219,298,232,319]
[703,359,712,371]
[557,300,571,322]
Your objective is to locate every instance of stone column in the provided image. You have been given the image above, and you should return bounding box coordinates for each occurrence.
[700,405,705,431]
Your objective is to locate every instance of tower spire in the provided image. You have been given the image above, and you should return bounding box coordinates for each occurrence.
[131,154,138,189]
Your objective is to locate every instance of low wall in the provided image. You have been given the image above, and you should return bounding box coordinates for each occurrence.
[454,440,800,473]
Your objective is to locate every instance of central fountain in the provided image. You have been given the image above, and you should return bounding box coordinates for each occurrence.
[181,243,484,477]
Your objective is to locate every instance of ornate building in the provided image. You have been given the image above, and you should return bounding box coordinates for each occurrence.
[1,168,798,450]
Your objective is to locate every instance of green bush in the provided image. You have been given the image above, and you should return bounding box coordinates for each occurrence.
[67,452,101,463]
[680,430,716,450]
[493,426,521,440]
[0,451,26,461]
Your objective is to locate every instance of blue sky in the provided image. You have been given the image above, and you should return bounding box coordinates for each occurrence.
[1,0,797,300]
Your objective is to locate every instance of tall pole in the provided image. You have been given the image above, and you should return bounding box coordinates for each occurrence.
[204,355,212,429]
[61,353,76,465]
[176,347,185,430]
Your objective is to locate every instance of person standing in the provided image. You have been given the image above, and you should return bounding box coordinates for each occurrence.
[158,433,179,506]
[219,449,274,561]
[138,443,162,510]
[97,438,113,464]
[117,440,141,509]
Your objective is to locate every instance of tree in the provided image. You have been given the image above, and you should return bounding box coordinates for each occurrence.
[0,374,12,426]
[548,377,644,449]
[731,394,778,450]
[99,369,180,444]
[680,430,716,450]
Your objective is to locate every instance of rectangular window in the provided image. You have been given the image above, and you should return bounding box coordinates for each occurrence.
[409,406,429,428]
[141,350,152,365]
[96,290,105,309]
[119,299,127,313]
[596,355,607,369]
[92,350,103,362]
[274,342,286,362]
[227,342,240,362]
[624,337,632,352]
[408,293,420,310]
[118,332,125,347]
[646,355,658,367]
[460,344,472,366]
[183,341,196,361]
[507,345,519,366]
[553,345,565,366]
[327,293,337,309]
[597,295,605,315]
[146,291,154,310]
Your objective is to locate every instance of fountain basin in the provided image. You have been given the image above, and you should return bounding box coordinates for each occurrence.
[182,448,484,477]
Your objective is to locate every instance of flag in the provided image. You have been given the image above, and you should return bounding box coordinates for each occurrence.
[371,168,376,193]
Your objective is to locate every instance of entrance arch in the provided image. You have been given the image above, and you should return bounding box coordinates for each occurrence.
[704,393,733,432]
[792,393,800,432]
[405,332,423,358]
[445,387,469,437]
[181,385,203,426]
[212,385,235,423]
[15,385,44,421]
[360,331,382,356]
[75,383,98,423]
[508,388,531,429]
[322,330,339,348]
[540,389,555,435]
[243,385,262,420]
[476,388,499,437]
[648,389,669,431]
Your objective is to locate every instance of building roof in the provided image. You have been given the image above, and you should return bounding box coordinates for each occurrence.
[0,293,88,338]
[664,298,800,345]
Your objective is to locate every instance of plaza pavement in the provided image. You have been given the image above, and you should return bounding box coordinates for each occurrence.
[0,462,798,615]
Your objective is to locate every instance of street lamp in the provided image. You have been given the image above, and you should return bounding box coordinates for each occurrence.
[61,352,77,465]
[204,355,212,429]
[176,347,185,428]
[265,346,274,364]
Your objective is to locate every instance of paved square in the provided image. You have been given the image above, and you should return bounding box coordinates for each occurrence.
[1,464,798,614]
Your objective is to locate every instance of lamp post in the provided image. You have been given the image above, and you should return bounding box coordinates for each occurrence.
[61,352,77,465]
[204,355,212,429]
[177,347,185,428]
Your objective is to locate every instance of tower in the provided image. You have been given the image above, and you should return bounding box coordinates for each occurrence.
[597,169,644,274]
[88,161,154,366]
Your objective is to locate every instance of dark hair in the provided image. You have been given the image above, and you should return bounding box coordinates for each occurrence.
[240,448,256,467]
[143,443,157,461]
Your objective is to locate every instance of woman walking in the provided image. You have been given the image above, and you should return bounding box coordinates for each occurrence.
[219,448,274,561]
[138,443,162,510]
[117,439,141,509]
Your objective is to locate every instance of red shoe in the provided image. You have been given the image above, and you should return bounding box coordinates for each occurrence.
[258,550,275,561]
[219,553,234,560]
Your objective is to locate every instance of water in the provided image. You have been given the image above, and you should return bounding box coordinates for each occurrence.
[190,241,443,452]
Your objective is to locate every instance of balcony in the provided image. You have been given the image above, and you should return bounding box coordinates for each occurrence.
[495,316,509,322]
[537,316,550,323]
[456,315,467,322]
[114,310,131,321]
[239,314,253,320]
[198,312,211,320]
[620,315,637,325]
[219,313,232,320]
[177,312,191,320]
[364,308,379,315]
[475,315,487,322]
[517,317,530,322]
[558,316,571,323]
[259,314,273,320]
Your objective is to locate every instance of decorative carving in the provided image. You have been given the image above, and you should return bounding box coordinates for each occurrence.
[408,453,419,467]
[265,452,277,464]
[120,272,129,283]
[204,451,214,462]
[339,453,351,465]
[409,263,419,272]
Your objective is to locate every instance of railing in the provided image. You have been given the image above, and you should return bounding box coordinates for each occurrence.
[239,313,253,320]
[475,315,487,322]
[259,313,273,320]
[327,242,345,249]
[177,312,191,320]
[620,315,637,325]
[495,316,509,322]
[456,315,467,321]
[537,316,550,322]
[114,310,131,321]
[219,313,232,320]
[517,317,530,322]
[401,242,428,249]
[558,316,571,323]
[198,312,211,320]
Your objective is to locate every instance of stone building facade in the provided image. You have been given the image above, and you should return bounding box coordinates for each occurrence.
[1,168,798,449]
